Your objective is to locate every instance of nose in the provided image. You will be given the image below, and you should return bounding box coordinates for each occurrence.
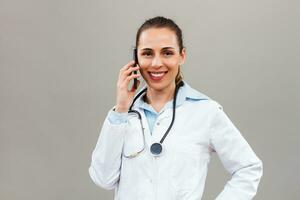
[151,55,163,68]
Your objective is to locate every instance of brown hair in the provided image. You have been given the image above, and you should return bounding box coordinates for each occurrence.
[135,16,184,86]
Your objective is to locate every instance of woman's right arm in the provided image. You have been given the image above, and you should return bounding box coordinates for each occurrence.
[88,61,140,190]
[88,111,127,190]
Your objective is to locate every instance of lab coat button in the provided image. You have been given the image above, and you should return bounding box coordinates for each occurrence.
[156,122,160,126]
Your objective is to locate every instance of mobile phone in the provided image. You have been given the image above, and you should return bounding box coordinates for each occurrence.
[132,48,138,89]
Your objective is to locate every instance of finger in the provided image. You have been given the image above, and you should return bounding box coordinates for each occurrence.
[123,65,140,76]
[118,61,137,81]
[117,73,140,90]
[119,60,135,72]
[119,66,140,82]
[124,73,141,86]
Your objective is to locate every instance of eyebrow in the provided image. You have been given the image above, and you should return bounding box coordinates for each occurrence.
[141,47,175,51]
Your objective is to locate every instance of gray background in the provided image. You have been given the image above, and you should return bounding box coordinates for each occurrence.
[1,0,299,199]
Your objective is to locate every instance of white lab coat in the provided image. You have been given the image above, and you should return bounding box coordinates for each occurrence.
[89,83,263,200]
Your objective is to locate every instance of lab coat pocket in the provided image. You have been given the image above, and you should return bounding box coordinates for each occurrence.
[170,145,204,195]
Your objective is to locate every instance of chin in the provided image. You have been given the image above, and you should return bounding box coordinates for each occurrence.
[146,80,174,92]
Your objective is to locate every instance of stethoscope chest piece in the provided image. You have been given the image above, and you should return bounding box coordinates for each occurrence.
[150,142,163,156]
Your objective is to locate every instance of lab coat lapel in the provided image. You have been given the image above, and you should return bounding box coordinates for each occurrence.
[138,107,153,148]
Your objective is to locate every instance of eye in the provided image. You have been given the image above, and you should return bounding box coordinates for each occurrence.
[163,51,174,56]
[141,52,152,57]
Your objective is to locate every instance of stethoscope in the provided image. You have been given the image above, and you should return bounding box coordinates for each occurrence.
[123,81,184,158]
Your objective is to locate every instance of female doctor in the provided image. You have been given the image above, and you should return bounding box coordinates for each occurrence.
[89,16,263,200]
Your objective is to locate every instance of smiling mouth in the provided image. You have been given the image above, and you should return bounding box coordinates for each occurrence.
[148,71,168,80]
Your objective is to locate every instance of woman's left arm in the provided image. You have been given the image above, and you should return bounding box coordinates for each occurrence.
[209,101,263,200]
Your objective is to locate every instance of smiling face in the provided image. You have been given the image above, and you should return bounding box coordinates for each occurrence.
[137,28,186,92]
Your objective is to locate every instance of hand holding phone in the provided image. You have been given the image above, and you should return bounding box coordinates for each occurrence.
[114,49,140,113]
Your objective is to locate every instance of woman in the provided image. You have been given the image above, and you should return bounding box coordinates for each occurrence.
[89,16,263,200]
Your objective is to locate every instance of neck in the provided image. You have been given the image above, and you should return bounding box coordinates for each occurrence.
[144,83,176,107]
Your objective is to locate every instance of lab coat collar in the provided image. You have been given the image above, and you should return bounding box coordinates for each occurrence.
[177,81,210,106]
[132,81,210,111]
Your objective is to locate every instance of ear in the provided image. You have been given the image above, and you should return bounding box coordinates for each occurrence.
[179,48,186,65]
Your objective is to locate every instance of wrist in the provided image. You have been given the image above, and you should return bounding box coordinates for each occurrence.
[114,106,128,113]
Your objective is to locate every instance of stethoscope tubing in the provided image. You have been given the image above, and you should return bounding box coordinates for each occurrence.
[127,81,184,156]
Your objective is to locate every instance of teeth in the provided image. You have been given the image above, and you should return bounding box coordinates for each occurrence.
[150,72,165,77]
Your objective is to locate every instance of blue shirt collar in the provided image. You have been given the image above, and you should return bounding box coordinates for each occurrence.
[176,81,209,106]
[133,81,209,112]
